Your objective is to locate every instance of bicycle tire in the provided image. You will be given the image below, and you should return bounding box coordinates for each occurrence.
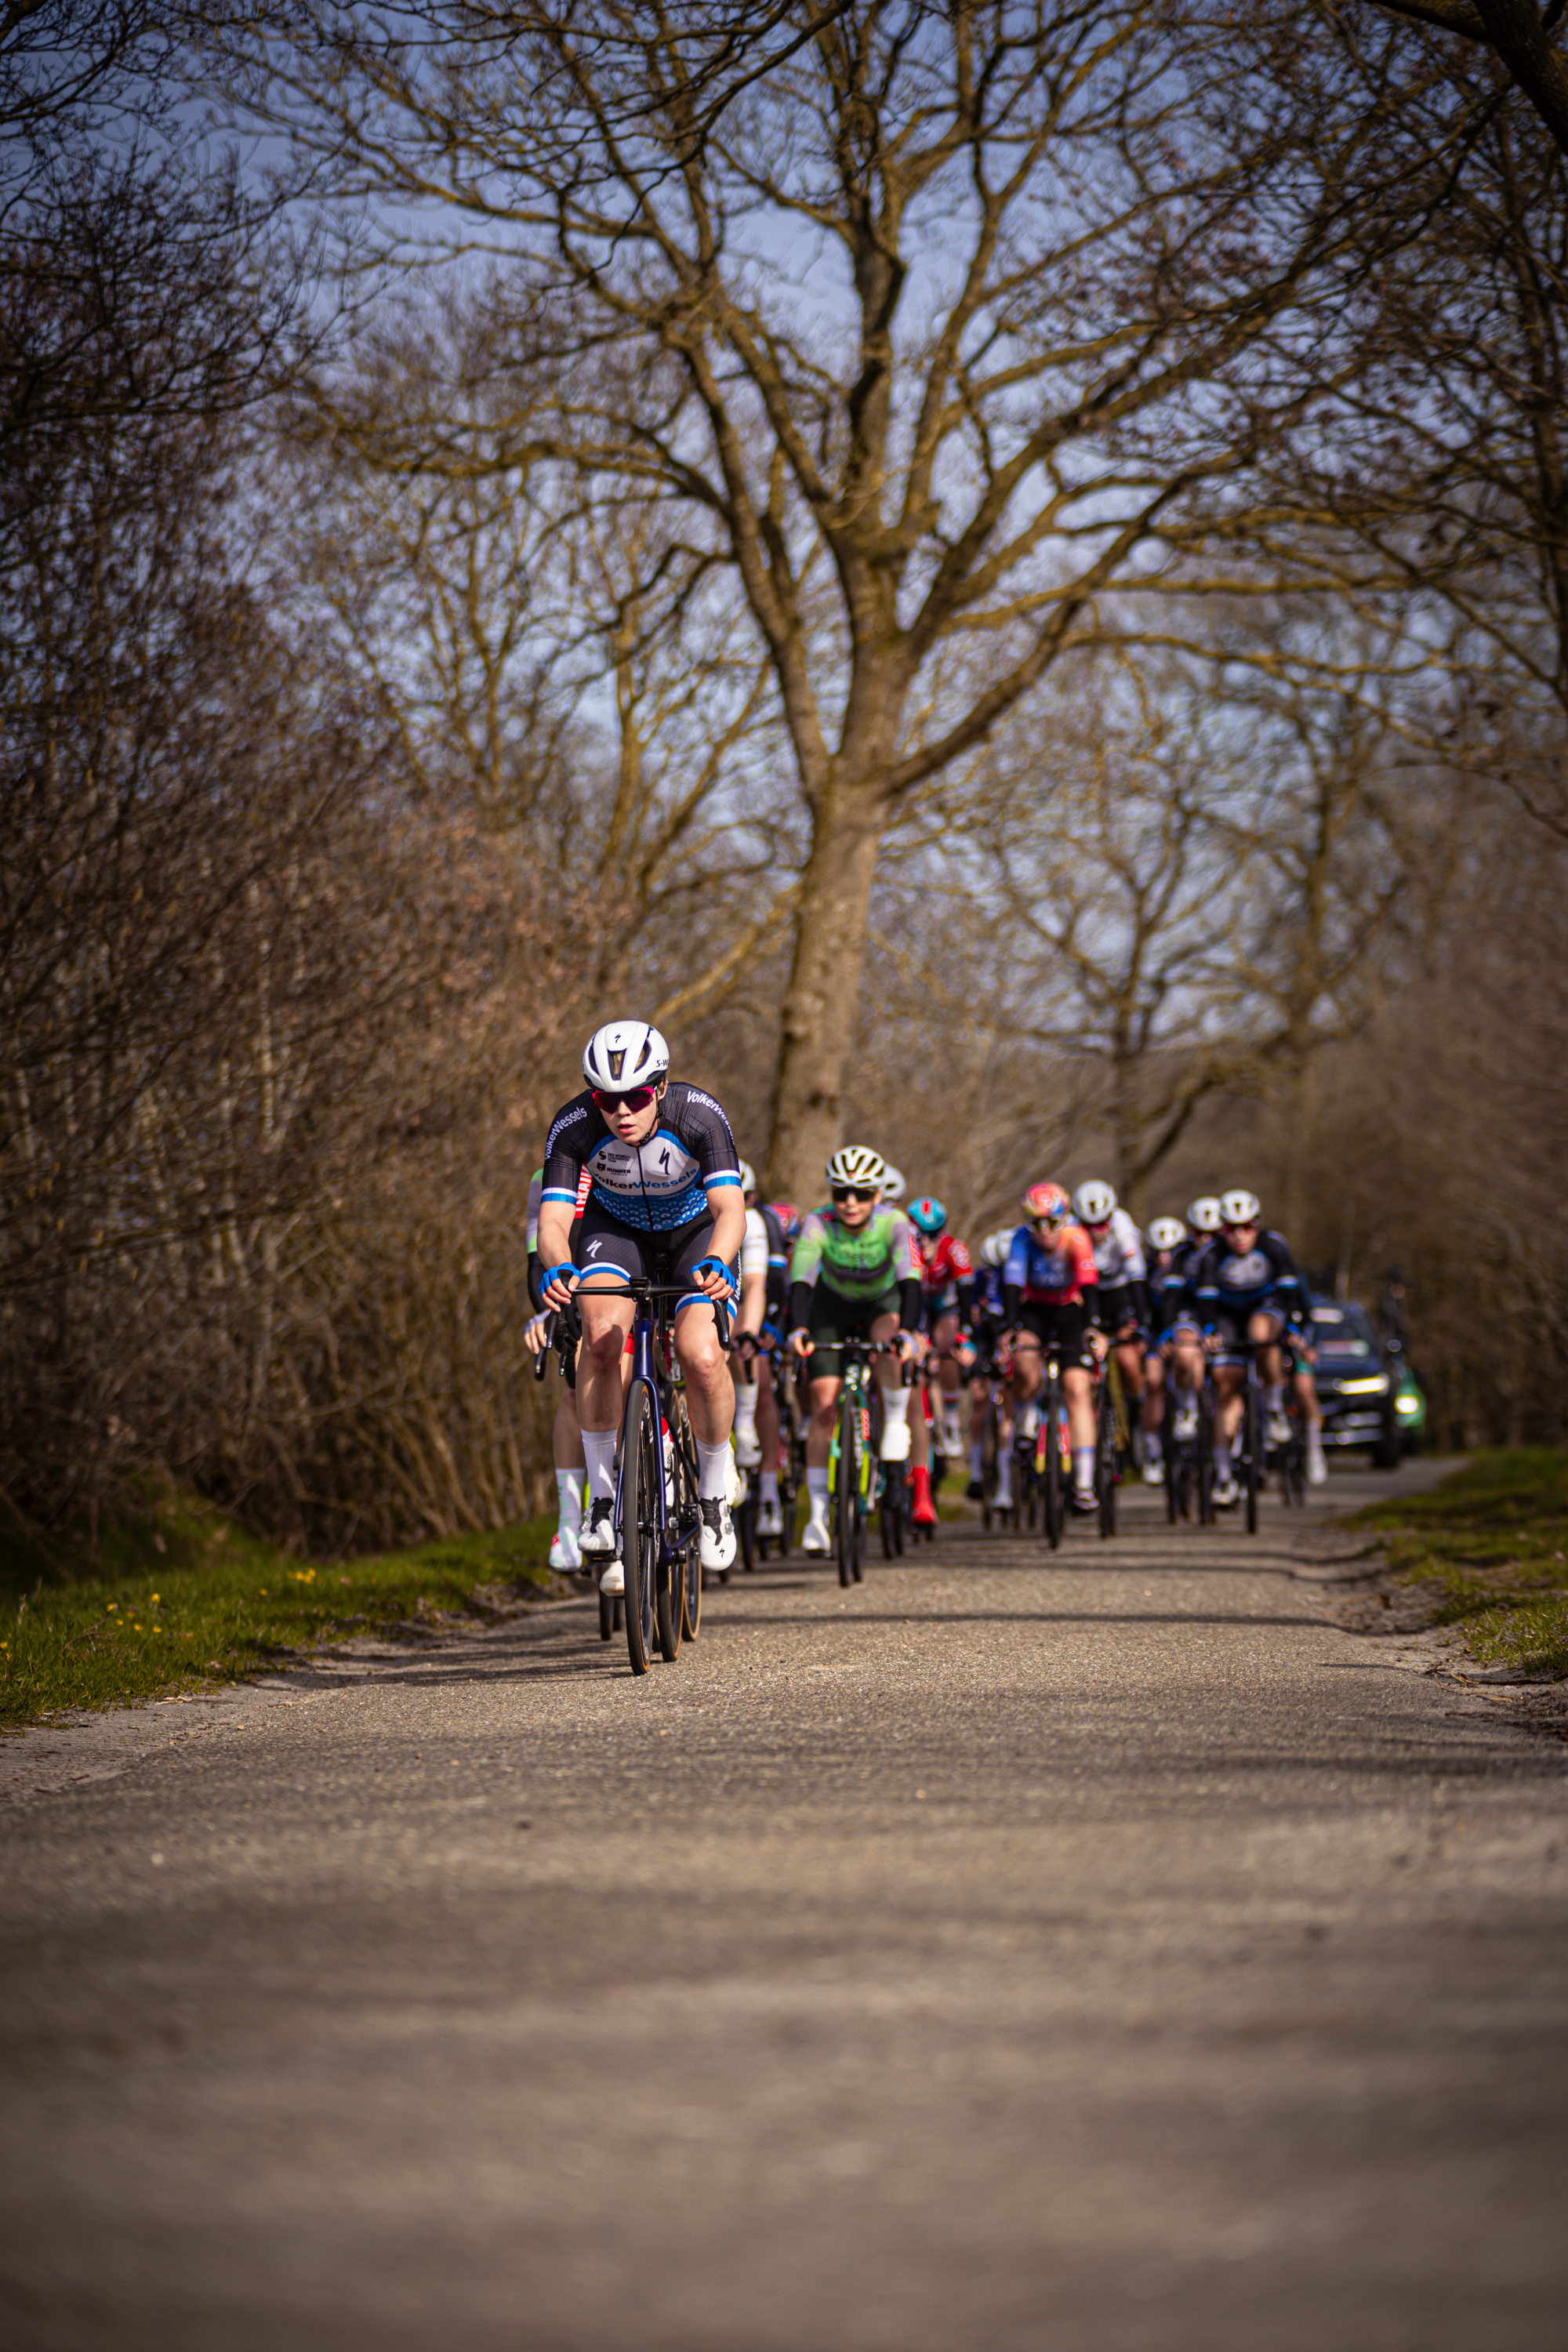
[834,1388,857,1589]
[1098,1382,1117,1539]
[1197,1387,1216,1526]
[598,1587,614,1642]
[1243,1383,1260,1535]
[1043,1376,1064,1550]
[621,1384,658,1675]
[853,1395,871,1581]
[674,1403,702,1639]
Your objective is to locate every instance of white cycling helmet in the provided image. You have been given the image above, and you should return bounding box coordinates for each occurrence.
[981,1229,1013,1268]
[880,1162,906,1203]
[825,1145,886,1194]
[1219,1188,1261,1227]
[1073,1179,1117,1225]
[1148,1216,1185,1253]
[1186,1195,1223,1234]
[583,1019,669,1091]
[738,1160,757,1194]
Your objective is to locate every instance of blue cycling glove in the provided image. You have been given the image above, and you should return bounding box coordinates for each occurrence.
[692,1256,739,1303]
[539,1261,577,1294]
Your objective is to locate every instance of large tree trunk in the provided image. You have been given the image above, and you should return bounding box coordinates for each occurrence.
[764,791,886,1206]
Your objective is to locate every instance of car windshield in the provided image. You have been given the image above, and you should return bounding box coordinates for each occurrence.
[1311,1301,1376,1358]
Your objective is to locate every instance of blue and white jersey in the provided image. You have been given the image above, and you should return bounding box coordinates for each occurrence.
[541,1082,741,1235]
[1190,1229,1307,1326]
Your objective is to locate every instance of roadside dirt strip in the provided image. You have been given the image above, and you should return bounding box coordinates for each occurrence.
[2,1460,1564,2352]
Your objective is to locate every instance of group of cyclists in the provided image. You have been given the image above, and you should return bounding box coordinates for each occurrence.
[525,1019,1329,1592]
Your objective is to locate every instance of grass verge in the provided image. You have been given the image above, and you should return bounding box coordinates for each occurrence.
[1,1484,557,1730]
[1354,1450,1568,1678]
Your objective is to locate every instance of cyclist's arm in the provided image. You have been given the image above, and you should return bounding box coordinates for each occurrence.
[536,1200,577,1279]
[703,1187,746,1286]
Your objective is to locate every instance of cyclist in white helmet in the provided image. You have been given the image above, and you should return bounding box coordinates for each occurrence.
[1190,1189,1326,1501]
[1073,1180,1152,1470]
[787,1147,922,1554]
[1160,1196,1224,1452]
[537,1021,746,1580]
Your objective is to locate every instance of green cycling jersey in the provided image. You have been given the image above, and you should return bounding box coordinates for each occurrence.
[789,1204,916,1302]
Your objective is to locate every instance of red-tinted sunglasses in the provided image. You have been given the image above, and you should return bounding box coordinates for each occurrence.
[593,1084,658,1113]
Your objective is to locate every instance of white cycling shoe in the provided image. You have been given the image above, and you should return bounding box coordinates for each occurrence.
[699,1497,737,1571]
[1212,1476,1239,1509]
[990,1485,1012,1514]
[550,1524,583,1572]
[802,1512,830,1555]
[1265,1409,1291,1446]
[1142,1458,1165,1486]
[880,1421,911,1464]
[757,1497,783,1537]
[579,1496,616,1557]
[733,1428,762,1469]
[1172,1406,1198,1442]
[1307,1438,1327,1486]
[598,1559,625,1595]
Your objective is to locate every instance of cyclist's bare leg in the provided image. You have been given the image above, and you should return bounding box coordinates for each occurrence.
[1009,1334,1044,1408]
[805,1374,844,1469]
[553,1382,583,1468]
[1114,1332,1145,1403]
[1062,1363,1096,1453]
[672,1299,735,1448]
[1142,1349,1166,1437]
[576,1290,637,1437]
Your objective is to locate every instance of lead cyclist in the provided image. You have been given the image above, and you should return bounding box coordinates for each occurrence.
[536,1020,746,1581]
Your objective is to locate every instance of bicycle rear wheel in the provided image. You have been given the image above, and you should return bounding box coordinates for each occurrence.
[598,1587,614,1642]
[834,1389,858,1589]
[621,1384,659,1676]
[1243,1383,1260,1535]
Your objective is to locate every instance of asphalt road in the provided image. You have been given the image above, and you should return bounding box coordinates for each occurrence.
[2,1458,1565,2352]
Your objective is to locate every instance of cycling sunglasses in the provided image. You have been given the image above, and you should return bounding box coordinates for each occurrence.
[832,1184,878,1203]
[1221,1219,1259,1236]
[592,1083,659,1113]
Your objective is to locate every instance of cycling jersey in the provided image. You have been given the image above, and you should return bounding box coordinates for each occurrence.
[1190,1229,1308,1330]
[1086,1207,1149,1329]
[541,1083,741,1233]
[525,1163,592,1312]
[741,1205,770,1285]
[756,1200,789,1320]
[1155,1237,1206,1332]
[974,1261,1006,1323]
[1002,1221,1098,1326]
[917,1232,975,1320]
[788,1204,921,1334]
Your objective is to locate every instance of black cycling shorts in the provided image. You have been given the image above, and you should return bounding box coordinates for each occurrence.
[1015,1299,1091,1361]
[802,1284,901,1381]
[1096,1283,1140,1337]
[574,1201,733,1323]
[1208,1290,1286,1359]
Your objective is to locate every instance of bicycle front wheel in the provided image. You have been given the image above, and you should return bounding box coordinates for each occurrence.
[1043,1381,1064,1551]
[673,1399,702,1639]
[834,1389,858,1588]
[1097,1383,1118,1539]
[621,1384,659,1676]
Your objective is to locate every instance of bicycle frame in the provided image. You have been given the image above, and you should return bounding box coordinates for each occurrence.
[576,1276,724,1577]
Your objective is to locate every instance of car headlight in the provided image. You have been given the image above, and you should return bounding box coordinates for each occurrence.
[1396,1394,1421,1415]
[1338,1375,1388,1396]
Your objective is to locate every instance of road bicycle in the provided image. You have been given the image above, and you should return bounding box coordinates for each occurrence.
[828,1334,902,1589]
[533,1304,630,1642]
[1094,1348,1127,1540]
[1163,1370,1216,1526]
[576,1272,722,1676]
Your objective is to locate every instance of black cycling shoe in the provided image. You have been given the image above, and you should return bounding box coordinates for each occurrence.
[965,1478,985,1501]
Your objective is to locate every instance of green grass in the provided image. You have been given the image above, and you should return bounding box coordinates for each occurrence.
[0,1483,558,1730]
[1355,1450,1568,1678]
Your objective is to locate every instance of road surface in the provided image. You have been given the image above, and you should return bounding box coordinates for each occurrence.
[2,1459,1565,2350]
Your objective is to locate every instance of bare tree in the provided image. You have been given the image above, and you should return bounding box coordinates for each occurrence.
[1363,2,1568,159]
[205,0,1421,1200]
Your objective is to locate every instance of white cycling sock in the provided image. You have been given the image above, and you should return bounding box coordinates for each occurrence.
[554,1468,585,1533]
[760,1470,779,1504]
[968,1440,985,1479]
[1264,1382,1283,1413]
[806,1467,830,1513]
[732,1383,758,1441]
[580,1429,617,1501]
[696,1440,732,1501]
[1212,1442,1232,1479]
[1073,1446,1094,1493]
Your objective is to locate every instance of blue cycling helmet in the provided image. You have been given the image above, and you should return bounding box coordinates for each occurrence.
[909,1196,946,1235]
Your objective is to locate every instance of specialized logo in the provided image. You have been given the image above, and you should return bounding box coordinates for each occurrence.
[586,1237,604,1258]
